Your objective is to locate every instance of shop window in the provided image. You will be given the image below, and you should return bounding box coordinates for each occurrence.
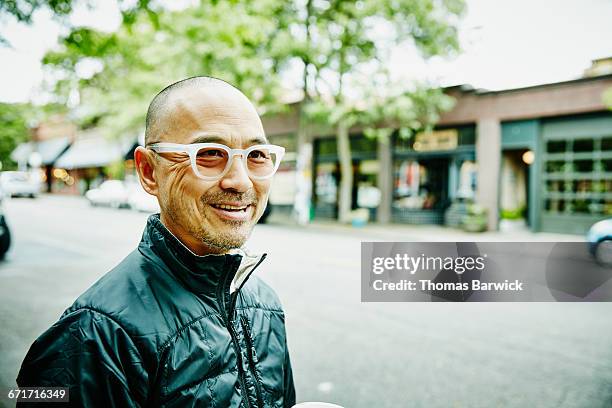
[314,163,338,205]
[572,200,590,213]
[546,180,562,192]
[541,130,611,219]
[589,200,605,215]
[605,200,612,216]
[393,159,450,210]
[545,199,565,213]
[351,136,377,154]
[458,128,476,145]
[457,160,477,199]
[574,160,593,172]
[546,160,565,173]
[356,160,380,209]
[573,180,592,194]
[546,140,567,153]
[317,138,337,156]
[572,139,594,152]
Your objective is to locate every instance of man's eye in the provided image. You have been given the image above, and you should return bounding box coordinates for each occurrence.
[248,150,270,159]
[198,149,225,158]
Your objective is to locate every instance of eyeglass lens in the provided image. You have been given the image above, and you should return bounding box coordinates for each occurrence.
[194,147,279,178]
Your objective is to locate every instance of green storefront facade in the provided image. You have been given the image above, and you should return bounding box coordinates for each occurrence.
[262,73,612,234]
[502,113,612,234]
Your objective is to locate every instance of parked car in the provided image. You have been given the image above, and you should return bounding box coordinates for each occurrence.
[586,218,612,266]
[0,171,42,198]
[0,192,12,259]
[85,180,130,208]
[127,184,160,213]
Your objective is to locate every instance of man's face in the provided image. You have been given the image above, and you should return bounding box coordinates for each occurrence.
[149,85,271,254]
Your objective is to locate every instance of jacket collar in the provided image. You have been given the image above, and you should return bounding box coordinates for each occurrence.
[140,214,266,298]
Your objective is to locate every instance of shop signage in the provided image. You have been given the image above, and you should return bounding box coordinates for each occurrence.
[413,129,458,151]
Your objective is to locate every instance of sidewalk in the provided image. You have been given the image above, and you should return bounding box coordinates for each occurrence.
[266,215,584,242]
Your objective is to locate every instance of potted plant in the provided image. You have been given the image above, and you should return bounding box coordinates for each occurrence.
[499,206,527,232]
[461,203,488,232]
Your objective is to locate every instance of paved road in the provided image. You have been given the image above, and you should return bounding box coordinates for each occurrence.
[0,195,611,407]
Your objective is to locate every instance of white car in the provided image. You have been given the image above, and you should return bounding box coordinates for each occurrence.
[0,171,42,198]
[128,184,160,213]
[85,180,130,208]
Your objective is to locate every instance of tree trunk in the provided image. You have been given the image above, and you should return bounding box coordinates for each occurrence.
[293,106,312,225]
[336,121,353,223]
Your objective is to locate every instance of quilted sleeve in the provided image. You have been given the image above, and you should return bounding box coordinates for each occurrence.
[16,308,149,407]
[283,339,296,407]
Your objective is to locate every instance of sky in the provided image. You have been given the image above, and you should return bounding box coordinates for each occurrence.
[0,0,611,103]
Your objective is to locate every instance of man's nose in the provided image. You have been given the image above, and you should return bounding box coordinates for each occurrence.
[219,155,253,192]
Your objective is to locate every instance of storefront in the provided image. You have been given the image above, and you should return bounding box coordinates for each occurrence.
[499,120,539,231]
[538,113,612,234]
[392,126,476,225]
[53,132,139,194]
[267,132,298,218]
[10,136,71,192]
[312,134,379,220]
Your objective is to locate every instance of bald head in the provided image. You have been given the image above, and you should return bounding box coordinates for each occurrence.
[144,76,263,146]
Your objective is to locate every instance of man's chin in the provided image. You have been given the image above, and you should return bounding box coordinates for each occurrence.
[201,224,251,249]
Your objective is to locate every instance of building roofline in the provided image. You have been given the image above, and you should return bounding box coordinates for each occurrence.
[446,73,612,97]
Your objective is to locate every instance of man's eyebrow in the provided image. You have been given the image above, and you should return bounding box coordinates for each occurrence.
[189,135,269,145]
[190,135,226,144]
[248,137,269,145]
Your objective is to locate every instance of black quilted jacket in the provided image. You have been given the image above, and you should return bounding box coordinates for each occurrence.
[17,214,296,407]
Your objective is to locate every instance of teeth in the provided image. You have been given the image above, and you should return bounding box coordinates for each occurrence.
[215,204,248,210]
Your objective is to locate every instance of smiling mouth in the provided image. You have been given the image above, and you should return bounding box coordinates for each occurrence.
[210,203,251,212]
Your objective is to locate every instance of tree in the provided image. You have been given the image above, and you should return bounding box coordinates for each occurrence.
[269,0,465,223]
[37,0,464,225]
[0,103,31,170]
[0,102,67,169]
[0,0,159,45]
[41,1,288,139]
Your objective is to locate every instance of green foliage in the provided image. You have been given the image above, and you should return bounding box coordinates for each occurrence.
[0,103,30,170]
[462,204,488,232]
[500,207,526,220]
[104,159,125,180]
[0,0,158,45]
[36,0,463,150]
[273,0,464,134]
[41,0,287,139]
[0,0,74,24]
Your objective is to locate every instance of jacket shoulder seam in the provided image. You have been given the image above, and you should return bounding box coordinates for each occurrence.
[63,305,134,334]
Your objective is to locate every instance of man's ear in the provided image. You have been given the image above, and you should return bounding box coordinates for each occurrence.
[134,146,159,196]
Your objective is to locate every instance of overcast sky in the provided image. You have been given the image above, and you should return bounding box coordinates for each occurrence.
[1,0,611,103]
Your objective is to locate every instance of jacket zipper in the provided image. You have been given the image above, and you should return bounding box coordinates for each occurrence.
[228,318,254,408]
[224,254,267,408]
[221,258,253,408]
[240,314,266,408]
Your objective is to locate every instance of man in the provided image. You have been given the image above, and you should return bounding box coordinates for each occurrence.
[17,76,296,408]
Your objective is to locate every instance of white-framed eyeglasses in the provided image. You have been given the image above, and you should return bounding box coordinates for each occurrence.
[147,142,285,181]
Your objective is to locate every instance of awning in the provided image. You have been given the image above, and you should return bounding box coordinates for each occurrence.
[55,132,137,170]
[10,136,71,166]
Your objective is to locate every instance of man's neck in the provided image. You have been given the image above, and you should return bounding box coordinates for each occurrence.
[159,213,226,256]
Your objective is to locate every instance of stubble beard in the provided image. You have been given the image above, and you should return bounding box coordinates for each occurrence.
[165,190,257,252]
